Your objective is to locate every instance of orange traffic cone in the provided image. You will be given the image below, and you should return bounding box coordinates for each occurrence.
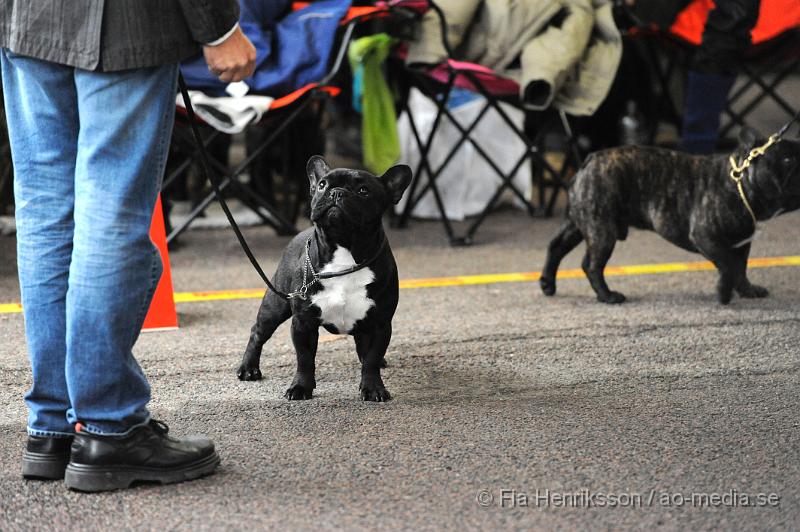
[143,195,179,331]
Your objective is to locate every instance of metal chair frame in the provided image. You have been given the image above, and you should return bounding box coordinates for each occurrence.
[392,0,582,246]
[163,9,383,244]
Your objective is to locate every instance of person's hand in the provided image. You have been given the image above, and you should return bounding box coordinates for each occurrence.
[203,26,257,83]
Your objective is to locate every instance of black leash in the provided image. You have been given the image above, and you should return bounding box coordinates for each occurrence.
[178,73,291,299]
[176,73,386,301]
[776,109,800,137]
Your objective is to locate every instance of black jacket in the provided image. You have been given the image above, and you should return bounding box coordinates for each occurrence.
[0,0,240,71]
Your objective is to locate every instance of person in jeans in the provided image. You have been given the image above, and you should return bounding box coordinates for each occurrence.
[2,1,256,491]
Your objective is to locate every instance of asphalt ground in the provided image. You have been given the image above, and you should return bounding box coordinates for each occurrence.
[1,205,799,531]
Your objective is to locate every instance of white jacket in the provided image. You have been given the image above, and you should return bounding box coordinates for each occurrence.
[406,0,623,116]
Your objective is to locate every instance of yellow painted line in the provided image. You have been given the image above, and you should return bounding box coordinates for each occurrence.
[399,271,538,289]
[0,302,23,314]
[1,255,799,315]
[173,288,264,304]
[397,255,800,289]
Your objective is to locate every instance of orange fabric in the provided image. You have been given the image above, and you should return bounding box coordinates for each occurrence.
[142,195,179,331]
[341,6,386,21]
[270,83,340,109]
[291,3,386,24]
[670,0,800,45]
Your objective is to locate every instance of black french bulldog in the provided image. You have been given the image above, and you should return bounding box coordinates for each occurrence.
[237,156,412,401]
[540,128,800,304]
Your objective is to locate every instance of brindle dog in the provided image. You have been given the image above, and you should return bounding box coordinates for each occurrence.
[540,128,800,304]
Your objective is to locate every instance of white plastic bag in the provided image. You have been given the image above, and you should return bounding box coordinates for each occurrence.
[396,87,532,221]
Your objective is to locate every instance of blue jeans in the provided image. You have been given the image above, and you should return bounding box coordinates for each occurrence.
[2,50,178,436]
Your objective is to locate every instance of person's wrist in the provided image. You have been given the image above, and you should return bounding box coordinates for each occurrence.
[205,23,239,47]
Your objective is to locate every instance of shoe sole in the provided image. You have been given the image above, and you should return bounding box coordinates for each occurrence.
[22,451,70,480]
[64,451,220,492]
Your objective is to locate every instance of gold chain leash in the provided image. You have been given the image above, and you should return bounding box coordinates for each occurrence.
[728,133,780,226]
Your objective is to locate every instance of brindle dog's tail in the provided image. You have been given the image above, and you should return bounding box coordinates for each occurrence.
[540,212,584,296]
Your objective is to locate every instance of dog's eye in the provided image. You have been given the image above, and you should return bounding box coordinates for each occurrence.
[358,186,370,197]
[318,180,327,190]
[783,157,793,166]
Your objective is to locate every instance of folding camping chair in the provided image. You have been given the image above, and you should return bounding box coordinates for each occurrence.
[163,3,396,245]
[621,1,800,147]
[388,0,583,246]
[718,31,800,140]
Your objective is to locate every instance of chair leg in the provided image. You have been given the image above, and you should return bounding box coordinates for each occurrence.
[397,73,459,242]
[405,104,491,209]
[720,58,800,138]
[437,100,536,213]
[165,156,297,244]
[461,151,531,245]
[167,177,232,244]
[188,137,298,234]
[396,68,584,244]
[390,109,424,229]
[228,179,297,236]
[405,100,497,245]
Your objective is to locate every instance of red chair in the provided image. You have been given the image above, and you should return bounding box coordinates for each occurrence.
[622,0,800,146]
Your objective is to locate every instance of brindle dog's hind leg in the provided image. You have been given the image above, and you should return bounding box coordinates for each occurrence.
[237,290,292,381]
[582,229,626,304]
[733,243,769,299]
[540,218,584,296]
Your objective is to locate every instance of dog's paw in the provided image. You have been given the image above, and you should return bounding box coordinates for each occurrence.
[539,276,556,296]
[737,283,769,299]
[284,384,314,400]
[360,377,391,402]
[598,291,626,304]
[717,291,733,305]
[237,365,262,381]
[360,386,392,402]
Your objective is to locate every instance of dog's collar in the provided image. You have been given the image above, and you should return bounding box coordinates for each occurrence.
[728,133,780,227]
[287,235,388,301]
[729,110,800,228]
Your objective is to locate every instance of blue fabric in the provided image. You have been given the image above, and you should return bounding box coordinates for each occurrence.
[1,50,178,436]
[681,70,736,154]
[181,0,351,97]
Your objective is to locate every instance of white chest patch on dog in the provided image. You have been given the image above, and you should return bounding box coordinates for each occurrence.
[311,246,375,333]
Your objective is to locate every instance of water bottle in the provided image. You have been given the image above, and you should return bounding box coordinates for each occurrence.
[619,100,648,146]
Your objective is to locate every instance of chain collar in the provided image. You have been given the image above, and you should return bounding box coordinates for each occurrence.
[286,235,388,301]
[287,238,320,301]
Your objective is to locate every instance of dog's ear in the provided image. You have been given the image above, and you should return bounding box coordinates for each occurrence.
[307,155,330,191]
[381,164,413,204]
[738,127,762,151]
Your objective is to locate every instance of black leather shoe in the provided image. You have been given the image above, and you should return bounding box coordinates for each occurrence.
[22,436,73,480]
[64,419,220,492]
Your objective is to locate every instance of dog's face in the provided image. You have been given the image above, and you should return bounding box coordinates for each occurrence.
[739,128,800,213]
[306,156,412,236]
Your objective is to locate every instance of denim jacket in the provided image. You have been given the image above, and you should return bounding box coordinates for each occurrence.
[0,0,240,71]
